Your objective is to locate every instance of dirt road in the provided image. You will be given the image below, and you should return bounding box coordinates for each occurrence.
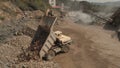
[54,20,120,68]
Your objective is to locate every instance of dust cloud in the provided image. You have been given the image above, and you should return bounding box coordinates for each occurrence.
[67,11,95,24]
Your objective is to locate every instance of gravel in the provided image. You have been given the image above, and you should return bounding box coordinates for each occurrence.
[0,18,61,68]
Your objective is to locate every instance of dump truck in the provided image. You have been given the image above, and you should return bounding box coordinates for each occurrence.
[29,16,72,60]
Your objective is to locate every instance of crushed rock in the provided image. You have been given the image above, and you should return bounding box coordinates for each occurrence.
[14,61,61,68]
[0,35,61,68]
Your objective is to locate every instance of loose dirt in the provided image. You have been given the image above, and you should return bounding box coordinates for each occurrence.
[0,17,120,68]
[54,20,120,68]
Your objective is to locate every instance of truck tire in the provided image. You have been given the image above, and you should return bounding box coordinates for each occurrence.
[45,50,55,60]
[61,45,70,53]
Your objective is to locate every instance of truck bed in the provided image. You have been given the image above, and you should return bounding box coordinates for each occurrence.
[30,16,57,58]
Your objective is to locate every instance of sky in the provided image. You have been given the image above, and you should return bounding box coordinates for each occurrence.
[76,0,120,3]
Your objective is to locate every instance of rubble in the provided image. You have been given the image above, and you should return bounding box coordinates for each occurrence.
[0,1,62,68]
[14,61,61,68]
[0,34,61,68]
[0,16,61,68]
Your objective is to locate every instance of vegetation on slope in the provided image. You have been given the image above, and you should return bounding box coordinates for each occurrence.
[0,0,50,11]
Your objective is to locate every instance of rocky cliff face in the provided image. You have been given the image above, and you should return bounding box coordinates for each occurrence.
[0,2,19,22]
[0,1,47,23]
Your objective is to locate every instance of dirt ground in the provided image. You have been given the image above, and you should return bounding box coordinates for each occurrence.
[54,20,120,68]
[0,17,120,68]
[0,18,61,68]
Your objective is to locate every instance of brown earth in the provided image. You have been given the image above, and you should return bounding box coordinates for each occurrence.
[0,15,120,68]
[53,20,120,68]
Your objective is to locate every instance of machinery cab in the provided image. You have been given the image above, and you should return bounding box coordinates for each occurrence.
[54,31,72,45]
